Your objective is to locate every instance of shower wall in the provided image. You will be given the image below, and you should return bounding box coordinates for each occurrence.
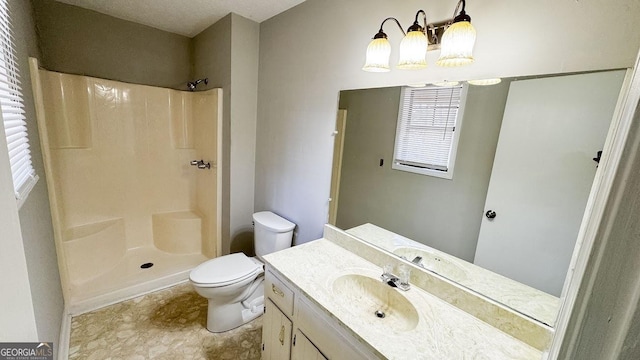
[32,65,221,305]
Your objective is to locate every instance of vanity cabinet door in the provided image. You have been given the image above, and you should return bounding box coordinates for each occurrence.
[262,299,292,360]
[294,293,378,359]
[291,328,327,360]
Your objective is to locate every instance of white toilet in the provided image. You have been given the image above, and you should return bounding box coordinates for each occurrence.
[189,211,295,332]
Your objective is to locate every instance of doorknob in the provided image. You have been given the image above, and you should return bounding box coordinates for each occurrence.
[485,210,497,219]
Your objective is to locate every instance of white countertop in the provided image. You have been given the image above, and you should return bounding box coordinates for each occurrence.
[263,238,543,360]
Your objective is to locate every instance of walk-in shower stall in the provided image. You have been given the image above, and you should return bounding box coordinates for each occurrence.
[29,58,222,310]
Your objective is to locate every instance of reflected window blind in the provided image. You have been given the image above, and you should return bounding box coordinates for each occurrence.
[0,0,37,206]
[394,85,463,171]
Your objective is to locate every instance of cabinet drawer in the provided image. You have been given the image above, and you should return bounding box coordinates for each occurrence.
[265,270,294,317]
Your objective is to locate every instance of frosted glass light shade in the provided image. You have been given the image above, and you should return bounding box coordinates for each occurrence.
[362,38,392,72]
[437,21,476,67]
[397,31,428,70]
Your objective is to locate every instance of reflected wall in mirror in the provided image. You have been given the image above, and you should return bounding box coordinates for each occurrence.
[331,69,627,326]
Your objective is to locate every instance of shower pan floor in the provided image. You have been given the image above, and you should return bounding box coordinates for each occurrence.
[68,246,208,314]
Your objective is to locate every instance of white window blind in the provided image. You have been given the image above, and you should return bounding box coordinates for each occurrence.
[0,0,37,207]
[393,85,465,179]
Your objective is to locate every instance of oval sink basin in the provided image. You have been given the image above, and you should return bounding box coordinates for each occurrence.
[331,274,418,331]
[394,247,467,282]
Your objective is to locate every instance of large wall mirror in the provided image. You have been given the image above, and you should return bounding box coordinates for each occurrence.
[330,69,627,327]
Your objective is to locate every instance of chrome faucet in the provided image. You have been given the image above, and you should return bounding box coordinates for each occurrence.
[411,256,423,266]
[190,159,211,169]
[381,265,410,291]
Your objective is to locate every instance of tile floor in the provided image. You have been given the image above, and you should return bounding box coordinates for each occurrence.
[68,282,262,359]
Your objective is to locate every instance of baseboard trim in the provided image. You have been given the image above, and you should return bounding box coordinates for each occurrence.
[68,272,190,316]
[57,306,71,360]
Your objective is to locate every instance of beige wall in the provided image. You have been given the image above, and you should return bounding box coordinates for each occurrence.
[32,0,192,90]
[4,0,63,353]
[229,15,259,255]
[193,15,233,254]
[0,90,38,340]
[193,14,259,255]
[336,83,509,261]
[255,0,640,244]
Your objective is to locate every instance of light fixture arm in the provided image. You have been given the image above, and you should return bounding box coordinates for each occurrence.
[411,10,427,33]
[373,17,406,39]
[409,10,440,46]
[452,0,471,23]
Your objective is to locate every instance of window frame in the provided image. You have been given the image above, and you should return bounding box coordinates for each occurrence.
[392,84,468,180]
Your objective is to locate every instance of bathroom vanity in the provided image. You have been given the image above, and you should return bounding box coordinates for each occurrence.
[261,225,547,359]
[262,266,377,359]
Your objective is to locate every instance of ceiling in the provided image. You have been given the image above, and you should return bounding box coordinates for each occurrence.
[54,0,308,37]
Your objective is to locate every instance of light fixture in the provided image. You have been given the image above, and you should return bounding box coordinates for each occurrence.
[363,0,476,72]
[362,36,392,72]
[397,11,429,70]
[437,0,476,67]
[362,18,402,72]
[467,78,501,86]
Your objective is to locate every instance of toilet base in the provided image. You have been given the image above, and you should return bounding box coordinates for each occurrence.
[206,281,265,332]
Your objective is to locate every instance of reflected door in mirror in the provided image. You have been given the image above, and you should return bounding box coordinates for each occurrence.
[474,70,626,296]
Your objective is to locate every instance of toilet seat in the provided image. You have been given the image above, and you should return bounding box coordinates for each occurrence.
[190,253,263,288]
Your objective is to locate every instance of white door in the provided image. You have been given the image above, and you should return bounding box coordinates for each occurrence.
[474,70,626,296]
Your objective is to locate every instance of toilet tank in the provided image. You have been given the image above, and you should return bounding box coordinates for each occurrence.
[253,211,295,258]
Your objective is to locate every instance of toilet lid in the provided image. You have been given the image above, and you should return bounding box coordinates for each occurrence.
[253,211,296,232]
[190,253,263,286]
